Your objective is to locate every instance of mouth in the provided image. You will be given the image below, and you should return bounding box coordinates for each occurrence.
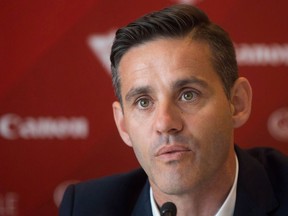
[155,145,192,161]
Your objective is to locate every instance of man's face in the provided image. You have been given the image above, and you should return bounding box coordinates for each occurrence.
[113,37,236,196]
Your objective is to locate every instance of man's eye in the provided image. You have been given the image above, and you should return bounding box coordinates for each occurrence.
[181,91,198,101]
[137,98,151,108]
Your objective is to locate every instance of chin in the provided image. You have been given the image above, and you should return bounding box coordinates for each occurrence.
[156,175,194,195]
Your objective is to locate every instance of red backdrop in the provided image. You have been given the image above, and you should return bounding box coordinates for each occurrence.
[1,0,288,215]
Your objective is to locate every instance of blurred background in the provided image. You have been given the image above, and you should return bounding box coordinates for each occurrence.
[1,0,288,215]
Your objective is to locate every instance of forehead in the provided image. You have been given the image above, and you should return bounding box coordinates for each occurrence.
[118,37,221,96]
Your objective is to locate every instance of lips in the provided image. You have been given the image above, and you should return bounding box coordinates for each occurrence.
[156,145,191,157]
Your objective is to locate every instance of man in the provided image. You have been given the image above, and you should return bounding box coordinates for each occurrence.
[60,4,288,216]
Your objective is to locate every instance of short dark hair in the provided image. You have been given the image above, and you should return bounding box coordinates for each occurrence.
[110,4,238,104]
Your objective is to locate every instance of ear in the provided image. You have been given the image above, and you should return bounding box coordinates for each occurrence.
[112,101,133,147]
[230,77,253,128]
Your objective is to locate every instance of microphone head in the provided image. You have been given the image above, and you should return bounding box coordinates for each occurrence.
[160,202,177,216]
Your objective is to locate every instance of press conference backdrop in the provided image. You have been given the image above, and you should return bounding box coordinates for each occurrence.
[1,0,288,215]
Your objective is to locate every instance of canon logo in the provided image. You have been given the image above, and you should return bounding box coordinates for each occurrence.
[268,107,288,142]
[0,114,89,140]
[236,43,288,66]
[0,192,18,216]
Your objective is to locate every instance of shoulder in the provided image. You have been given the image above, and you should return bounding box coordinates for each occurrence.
[237,146,288,172]
[236,146,288,213]
[244,147,288,175]
[59,168,148,216]
[75,168,147,195]
[245,147,288,190]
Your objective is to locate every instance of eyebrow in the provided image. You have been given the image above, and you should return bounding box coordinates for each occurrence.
[125,86,153,103]
[172,76,209,90]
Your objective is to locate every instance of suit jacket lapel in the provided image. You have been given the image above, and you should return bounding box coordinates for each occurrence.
[234,146,279,215]
[131,180,153,216]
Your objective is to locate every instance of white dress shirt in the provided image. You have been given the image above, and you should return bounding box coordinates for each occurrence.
[150,155,239,216]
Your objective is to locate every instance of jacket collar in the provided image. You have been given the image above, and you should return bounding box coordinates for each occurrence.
[132,180,153,216]
[234,146,279,215]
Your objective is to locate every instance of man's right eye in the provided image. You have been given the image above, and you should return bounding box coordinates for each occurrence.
[136,98,151,109]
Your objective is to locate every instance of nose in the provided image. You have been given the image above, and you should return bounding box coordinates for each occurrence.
[154,101,183,135]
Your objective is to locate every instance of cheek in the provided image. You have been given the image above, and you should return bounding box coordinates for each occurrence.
[129,137,153,176]
[126,121,151,161]
[126,111,155,139]
[187,111,233,173]
[188,103,234,146]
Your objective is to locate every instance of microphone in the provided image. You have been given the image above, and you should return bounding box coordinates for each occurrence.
[160,202,177,216]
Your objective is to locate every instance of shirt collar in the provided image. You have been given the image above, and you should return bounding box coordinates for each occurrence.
[150,187,161,216]
[215,154,238,216]
[150,154,239,216]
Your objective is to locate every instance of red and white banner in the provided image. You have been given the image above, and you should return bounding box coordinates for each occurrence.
[1,0,288,215]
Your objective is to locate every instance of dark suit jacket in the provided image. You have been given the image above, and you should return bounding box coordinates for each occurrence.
[59,146,288,215]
